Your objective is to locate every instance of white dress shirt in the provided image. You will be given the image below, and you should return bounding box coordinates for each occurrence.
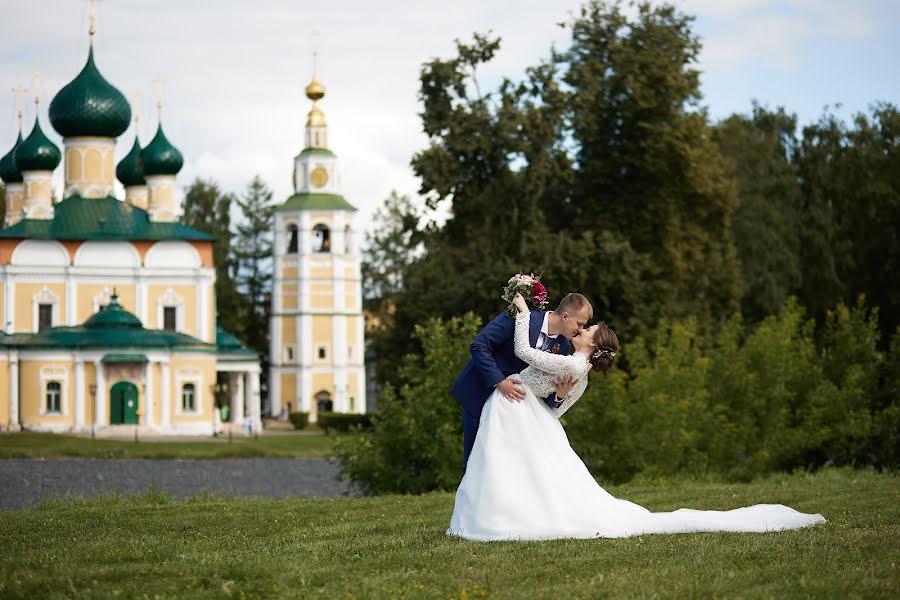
[536,312,560,352]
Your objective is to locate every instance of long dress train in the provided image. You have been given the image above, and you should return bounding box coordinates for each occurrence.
[447,313,825,541]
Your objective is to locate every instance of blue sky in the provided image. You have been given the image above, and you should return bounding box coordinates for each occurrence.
[1,0,897,228]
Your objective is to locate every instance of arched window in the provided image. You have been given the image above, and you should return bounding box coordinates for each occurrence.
[46,381,62,413]
[316,390,333,413]
[312,224,330,253]
[344,225,352,254]
[287,224,299,254]
[182,383,196,412]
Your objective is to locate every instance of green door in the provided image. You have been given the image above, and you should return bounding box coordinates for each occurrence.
[110,381,139,425]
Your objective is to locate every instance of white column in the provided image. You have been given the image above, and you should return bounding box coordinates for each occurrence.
[136,279,146,325]
[94,360,106,426]
[74,358,85,428]
[160,360,171,428]
[198,280,210,342]
[4,278,14,333]
[144,361,154,427]
[248,371,261,429]
[231,372,244,422]
[9,355,19,429]
[66,274,77,325]
[269,367,281,417]
[196,281,205,341]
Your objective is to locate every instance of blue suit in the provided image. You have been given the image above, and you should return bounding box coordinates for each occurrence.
[451,310,572,471]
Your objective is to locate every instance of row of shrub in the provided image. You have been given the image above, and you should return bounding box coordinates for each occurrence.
[288,411,373,433]
[334,298,899,494]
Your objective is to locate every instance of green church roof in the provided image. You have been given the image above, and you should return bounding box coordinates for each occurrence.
[0,132,24,183]
[2,293,214,351]
[116,136,145,186]
[215,322,257,357]
[15,118,61,172]
[49,47,131,138]
[276,192,357,212]
[298,147,336,158]
[140,125,183,176]
[0,195,215,241]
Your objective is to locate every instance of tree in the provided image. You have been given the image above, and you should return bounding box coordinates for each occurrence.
[181,178,250,340]
[713,104,803,322]
[234,175,275,357]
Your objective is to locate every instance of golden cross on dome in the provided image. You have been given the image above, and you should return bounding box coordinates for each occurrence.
[11,84,27,132]
[152,75,165,122]
[85,0,102,45]
[131,89,142,128]
[32,72,41,108]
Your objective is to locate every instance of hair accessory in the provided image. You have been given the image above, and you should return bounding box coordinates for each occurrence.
[592,348,616,360]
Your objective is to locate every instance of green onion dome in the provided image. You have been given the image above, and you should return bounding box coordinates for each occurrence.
[140,125,183,176]
[15,118,61,172]
[116,136,145,186]
[49,48,131,138]
[0,132,24,183]
[84,293,142,329]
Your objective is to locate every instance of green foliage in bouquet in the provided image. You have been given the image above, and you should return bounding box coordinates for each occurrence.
[333,313,481,494]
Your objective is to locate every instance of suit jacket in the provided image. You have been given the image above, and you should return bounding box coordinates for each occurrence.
[451,310,572,417]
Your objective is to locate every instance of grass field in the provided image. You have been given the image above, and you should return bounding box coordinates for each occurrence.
[0,431,334,459]
[0,468,895,599]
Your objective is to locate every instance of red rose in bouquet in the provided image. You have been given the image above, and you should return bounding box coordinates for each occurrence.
[532,281,547,304]
[501,272,550,316]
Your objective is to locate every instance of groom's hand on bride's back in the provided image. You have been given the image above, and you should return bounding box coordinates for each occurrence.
[498,379,526,403]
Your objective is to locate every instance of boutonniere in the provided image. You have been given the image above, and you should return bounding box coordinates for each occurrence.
[547,342,561,354]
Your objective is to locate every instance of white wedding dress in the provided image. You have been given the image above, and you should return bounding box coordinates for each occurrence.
[447,312,826,541]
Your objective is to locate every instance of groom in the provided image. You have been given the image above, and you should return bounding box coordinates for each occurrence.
[451,293,593,470]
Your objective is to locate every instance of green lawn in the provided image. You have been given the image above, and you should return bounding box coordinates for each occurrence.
[0,468,895,599]
[0,431,334,459]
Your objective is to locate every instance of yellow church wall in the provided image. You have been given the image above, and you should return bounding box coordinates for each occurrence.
[307,213,333,226]
[0,360,8,425]
[282,285,297,310]
[168,355,216,423]
[347,317,358,346]
[280,373,297,412]
[14,283,67,331]
[309,266,331,280]
[311,373,333,396]
[66,148,81,182]
[76,284,136,322]
[19,361,74,426]
[312,316,333,348]
[84,361,96,425]
[343,266,355,280]
[282,266,298,280]
[281,318,296,344]
[310,283,334,310]
[147,285,196,332]
[206,285,215,341]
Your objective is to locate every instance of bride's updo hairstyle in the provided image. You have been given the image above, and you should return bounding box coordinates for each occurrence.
[590,323,619,375]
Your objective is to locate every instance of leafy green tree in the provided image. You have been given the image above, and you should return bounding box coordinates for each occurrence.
[334,313,481,494]
[714,104,802,321]
[234,175,275,357]
[181,178,250,340]
[563,0,742,338]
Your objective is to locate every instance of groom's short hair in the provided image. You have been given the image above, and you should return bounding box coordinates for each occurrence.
[555,293,593,319]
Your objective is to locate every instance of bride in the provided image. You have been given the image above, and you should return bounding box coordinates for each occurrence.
[447,293,826,541]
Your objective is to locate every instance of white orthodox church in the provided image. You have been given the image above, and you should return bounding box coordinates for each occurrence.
[268,64,367,421]
[0,21,261,435]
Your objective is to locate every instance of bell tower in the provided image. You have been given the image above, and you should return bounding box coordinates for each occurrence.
[269,40,366,422]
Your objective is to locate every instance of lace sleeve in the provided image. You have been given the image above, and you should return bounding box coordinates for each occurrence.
[513,312,580,376]
[553,374,589,418]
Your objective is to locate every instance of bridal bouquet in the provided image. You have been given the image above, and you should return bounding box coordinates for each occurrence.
[501,272,549,316]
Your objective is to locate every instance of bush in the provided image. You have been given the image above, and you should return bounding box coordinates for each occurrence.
[334,313,481,494]
[288,412,309,430]
[317,412,372,434]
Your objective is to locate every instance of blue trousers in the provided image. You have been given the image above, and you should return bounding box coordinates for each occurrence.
[462,407,480,473]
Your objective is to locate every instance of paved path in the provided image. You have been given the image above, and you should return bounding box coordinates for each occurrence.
[0,458,353,511]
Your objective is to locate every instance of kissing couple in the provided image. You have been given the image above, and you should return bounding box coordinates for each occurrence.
[447,276,825,541]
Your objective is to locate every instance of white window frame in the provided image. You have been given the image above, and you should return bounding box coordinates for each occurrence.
[32,286,60,333]
[157,288,185,333]
[174,368,203,416]
[39,366,69,417]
